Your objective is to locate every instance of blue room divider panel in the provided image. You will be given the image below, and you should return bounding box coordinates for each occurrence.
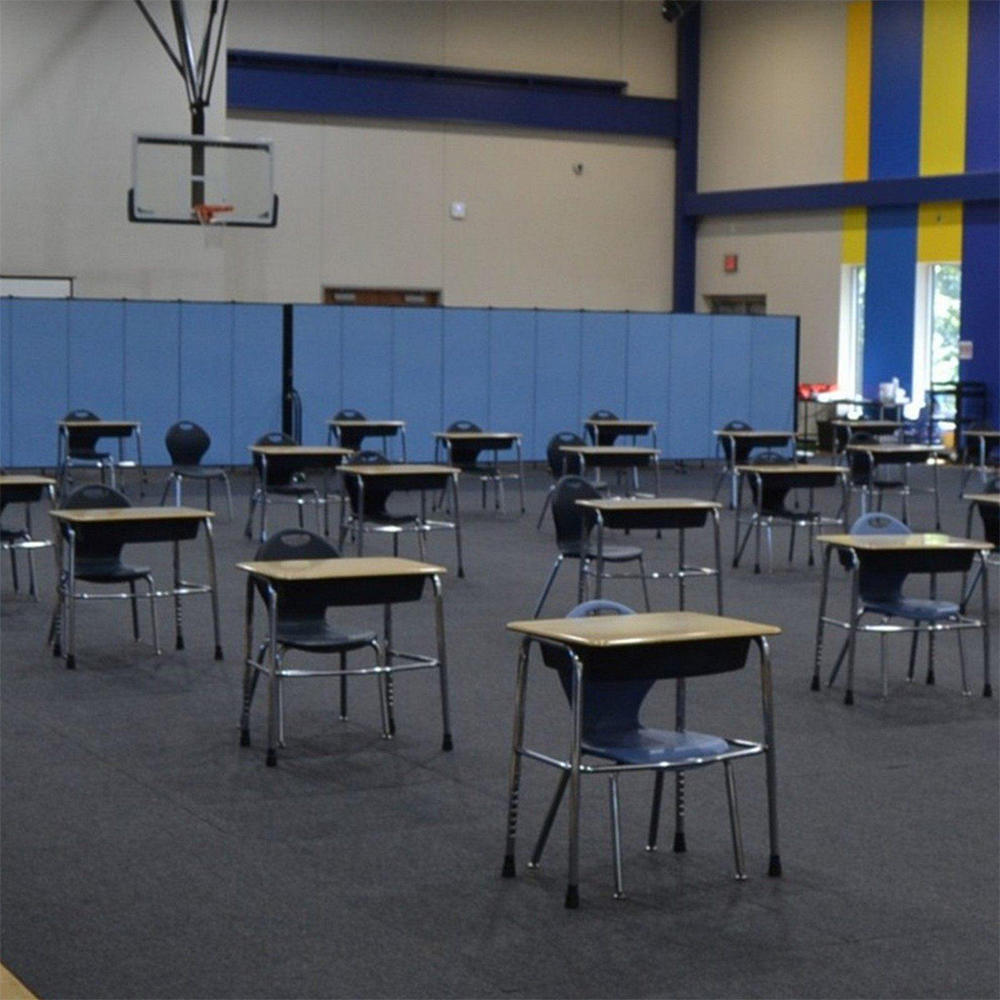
[749,317,797,431]
[442,309,490,429]
[180,302,234,467]
[9,299,69,468]
[392,309,443,462]
[1,298,12,465]
[668,315,714,458]
[232,304,283,460]
[68,300,125,423]
[534,310,582,452]
[489,309,537,458]
[709,315,752,445]
[341,308,393,420]
[580,311,627,421]
[625,313,672,444]
[124,301,181,466]
[293,305,342,444]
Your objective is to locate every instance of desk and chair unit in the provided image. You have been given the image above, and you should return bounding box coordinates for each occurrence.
[434,426,525,515]
[845,442,945,529]
[328,412,408,460]
[0,474,56,599]
[714,428,797,507]
[57,415,145,496]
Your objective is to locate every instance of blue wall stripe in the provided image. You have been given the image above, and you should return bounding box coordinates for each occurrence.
[580,312,627,421]
[668,315,713,458]
[341,308,393,419]
[625,313,672,445]
[488,309,537,459]
[965,0,1000,174]
[392,309,443,462]
[180,302,233,466]
[232,304,283,461]
[10,300,69,468]
[442,309,490,428]
[709,315,752,440]
[292,305,342,445]
[68,300,125,421]
[534,311,582,452]
[2,298,13,466]
[672,3,701,309]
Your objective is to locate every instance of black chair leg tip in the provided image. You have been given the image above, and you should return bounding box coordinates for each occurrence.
[52,644,61,657]
[175,637,185,651]
[926,672,935,686]
[564,885,579,909]
[844,690,854,706]
[673,832,686,854]
[239,730,250,747]
[731,559,738,569]
[768,855,782,877]
[265,749,277,767]
[458,568,465,579]
[984,683,993,698]
[753,565,761,575]
[66,655,76,670]
[810,676,820,692]
[442,734,454,752]
[389,721,396,736]
[501,855,516,879]
[214,646,223,661]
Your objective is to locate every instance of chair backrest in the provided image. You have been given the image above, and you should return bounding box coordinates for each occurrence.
[540,600,656,739]
[586,409,619,444]
[165,421,211,467]
[550,475,600,551]
[850,512,911,602]
[342,450,393,516]
[255,529,339,621]
[719,420,752,460]
[253,431,297,485]
[546,432,584,478]
[63,409,102,455]
[847,432,878,484]
[447,420,484,467]
[335,408,366,421]
[62,484,131,565]
[746,451,792,511]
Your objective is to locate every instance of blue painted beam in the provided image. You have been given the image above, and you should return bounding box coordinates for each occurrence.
[227,49,678,139]
[683,171,999,218]
[671,3,700,312]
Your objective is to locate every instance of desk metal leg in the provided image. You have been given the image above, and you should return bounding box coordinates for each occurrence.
[383,603,396,737]
[265,585,279,766]
[609,775,625,899]
[401,426,408,462]
[433,574,453,751]
[653,457,661,497]
[844,567,861,705]
[673,674,686,854]
[811,546,833,690]
[135,426,146,498]
[646,771,664,852]
[66,527,77,670]
[240,578,255,745]
[982,553,993,698]
[173,541,184,650]
[451,474,465,578]
[594,516,605,601]
[926,575,937,685]
[50,529,65,657]
[356,480,365,556]
[517,441,525,514]
[205,518,222,659]
[260,458,269,543]
[712,509,724,614]
[757,636,781,875]
[502,639,530,879]
[932,460,941,530]
[565,651,584,908]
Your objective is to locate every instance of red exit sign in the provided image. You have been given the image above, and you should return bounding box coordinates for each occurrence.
[724,254,738,273]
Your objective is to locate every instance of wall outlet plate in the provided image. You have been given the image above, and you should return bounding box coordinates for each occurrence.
[450,201,466,220]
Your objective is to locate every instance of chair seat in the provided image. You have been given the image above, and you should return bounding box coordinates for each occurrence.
[584,726,730,766]
[268,483,319,496]
[173,465,226,479]
[276,621,377,653]
[74,559,151,584]
[358,512,419,528]
[561,543,644,561]
[864,597,960,622]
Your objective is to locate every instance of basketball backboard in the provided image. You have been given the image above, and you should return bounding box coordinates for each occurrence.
[128,133,278,226]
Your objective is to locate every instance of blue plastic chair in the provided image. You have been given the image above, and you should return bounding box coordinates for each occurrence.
[840,512,966,697]
[530,600,746,897]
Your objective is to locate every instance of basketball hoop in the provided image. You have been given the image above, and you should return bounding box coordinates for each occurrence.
[192,203,234,225]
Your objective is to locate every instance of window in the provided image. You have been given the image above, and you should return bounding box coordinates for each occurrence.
[704,294,766,315]
[838,265,865,397]
[912,263,961,417]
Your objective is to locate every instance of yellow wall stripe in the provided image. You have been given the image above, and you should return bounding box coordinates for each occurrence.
[842,1,871,264]
[918,0,968,262]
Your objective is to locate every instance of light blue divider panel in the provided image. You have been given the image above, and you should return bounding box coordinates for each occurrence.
[180,302,233,467]
[580,312,627,421]
[749,317,797,430]
[625,313,672,447]
[533,311,581,455]
[442,309,490,429]
[342,308,393,419]
[69,300,125,421]
[1,298,12,465]
[668,315,714,458]
[489,310,537,459]
[124,301,180,466]
[10,299,69,468]
[392,309,443,462]
[232,304,282,460]
[709,315,752,454]
[293,305,342,444]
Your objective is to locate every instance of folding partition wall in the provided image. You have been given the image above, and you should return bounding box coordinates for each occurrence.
[0,298,797,468]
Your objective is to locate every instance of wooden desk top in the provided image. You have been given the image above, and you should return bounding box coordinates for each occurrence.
[714,429,796,438]
[0,475,56,488]
[339,463,459,477]
[965,429,999,438]
[576,497,720,511]
[585,419,656,428]
[817,533,992,552]
[237,556,446,581]
[559,445,659,457]
[507,611,780,648]
[250,445,353,457]
[828,419,903,428]
[964,493,1000,506]
[328,419,405,428]
[736,464,845,475]
[434,431,522,441]
[845,443,944,454]
[50,506,213,524]
[58,420,139,429]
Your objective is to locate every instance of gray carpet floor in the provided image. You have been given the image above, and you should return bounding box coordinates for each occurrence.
[1,464,997,1000]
